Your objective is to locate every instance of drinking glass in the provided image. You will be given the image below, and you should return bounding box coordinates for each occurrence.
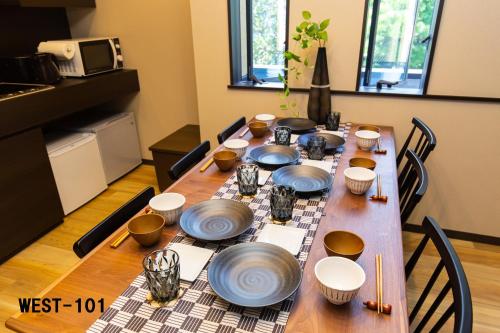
[270,185,296,223]
[325,112,341,131]
[274,126,292,146]
[143,249,180,303]
[307,136,327,160]
[237,163,259,196]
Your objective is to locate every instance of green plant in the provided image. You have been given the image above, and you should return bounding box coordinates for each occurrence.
[278,10,330,116]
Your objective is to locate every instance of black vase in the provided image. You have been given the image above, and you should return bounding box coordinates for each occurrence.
[307,47,331,124]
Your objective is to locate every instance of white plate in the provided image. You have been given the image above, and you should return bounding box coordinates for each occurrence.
[168,243,214,282]
[319,130,344,138]
[256,224,306,255]
[301,160,334,173]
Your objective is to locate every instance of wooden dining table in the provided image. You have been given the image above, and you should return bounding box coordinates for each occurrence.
[6,122,409,332]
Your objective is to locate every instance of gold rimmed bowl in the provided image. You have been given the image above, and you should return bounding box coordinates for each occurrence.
[213,150,237,171]
[323,230,365,261]
[128,213,165,247]
[349,157,376,170]
[248,121,268,138]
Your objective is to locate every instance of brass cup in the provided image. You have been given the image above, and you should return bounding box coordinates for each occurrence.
[248,121,268,138]
[213,150,237,171]
[128,213,165,247]
[358,125,381,133]
[349,157,377,170]
[324,230,365,261]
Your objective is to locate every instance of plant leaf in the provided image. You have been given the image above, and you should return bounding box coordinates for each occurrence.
[299,21,309,31]
[320,19,330,30]
[285,87,290,96]
[280,104,288,110]
[292,33,301,41]
[278,73,284,82]
[296,26,302,33]
[304,57,309,66]
[318,30,328,41]
[302,10,311,20]
[301,39,309,49]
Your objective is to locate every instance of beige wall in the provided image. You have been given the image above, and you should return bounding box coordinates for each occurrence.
[190,0,500,236]
[67,0,199,159]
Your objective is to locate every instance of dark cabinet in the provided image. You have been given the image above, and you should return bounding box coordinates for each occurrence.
[0,128,64,262]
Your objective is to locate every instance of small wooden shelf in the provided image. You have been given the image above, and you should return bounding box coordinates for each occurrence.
[0,0,95,7]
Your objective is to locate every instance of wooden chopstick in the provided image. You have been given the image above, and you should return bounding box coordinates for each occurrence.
[380,254,383,313]
[199,158,214,172]
[110,231,129,248]
[377,175,381,198]
[239,127,250,138]
[376,255,380,314]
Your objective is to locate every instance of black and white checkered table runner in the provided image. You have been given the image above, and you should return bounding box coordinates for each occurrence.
[88,124,351,333]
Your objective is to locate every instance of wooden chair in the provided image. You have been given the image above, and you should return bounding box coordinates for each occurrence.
[397,117,437,168]
[217,117,246,144]
[399,149,428,225]
[405,216,472,333]
[73,186,155,258]
[168,140,210,180]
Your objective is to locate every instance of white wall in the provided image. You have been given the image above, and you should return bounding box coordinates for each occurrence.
[67,0,199,159]
[190,0,500,236]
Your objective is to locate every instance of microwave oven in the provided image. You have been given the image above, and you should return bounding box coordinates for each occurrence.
[38,37,123,77]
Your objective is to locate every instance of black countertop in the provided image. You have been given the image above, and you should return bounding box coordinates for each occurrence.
[0,69,140,139]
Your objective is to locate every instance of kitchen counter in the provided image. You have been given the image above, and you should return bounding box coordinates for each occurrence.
[0,69,140,139]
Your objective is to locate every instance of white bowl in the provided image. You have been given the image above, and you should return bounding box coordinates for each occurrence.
[149,193,186,225]
[344,167,376,195]
[315,256,366,305]
[355,130,380,151]
[223,139,249,160]
[255,114,276,127]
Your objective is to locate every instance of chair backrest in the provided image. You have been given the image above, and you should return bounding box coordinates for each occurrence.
[168,140,210,181]
[397,117,437,168]
[217,117,246,144]
[405,216,472,333]
[399,149,428,224]
[73,186,155,258]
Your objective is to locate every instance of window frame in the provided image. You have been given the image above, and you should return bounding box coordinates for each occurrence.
[227,0,289,87]
[355,0,445,95]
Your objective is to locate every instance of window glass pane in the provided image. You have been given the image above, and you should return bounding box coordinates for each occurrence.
[370,0,418,85]
[240,0,248,78]
[359,0,438,92]
[252,0,286,81]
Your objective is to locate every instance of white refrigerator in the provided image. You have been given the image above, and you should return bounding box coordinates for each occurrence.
[63,112,142,184]
[47,132,108,215]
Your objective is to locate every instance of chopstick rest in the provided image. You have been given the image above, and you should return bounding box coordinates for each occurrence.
[370,174,388,202]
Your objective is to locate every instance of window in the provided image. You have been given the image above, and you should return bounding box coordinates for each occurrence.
[358,0,444,94]
[228,0,288,85]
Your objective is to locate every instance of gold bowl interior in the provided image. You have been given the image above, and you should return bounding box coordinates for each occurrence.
[349,157,376,170]
[358,125,381,133]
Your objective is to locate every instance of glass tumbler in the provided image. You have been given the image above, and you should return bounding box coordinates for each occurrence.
[270,185,296,223]
[325,112,341,131]
[143,249,180,303]
[274,126,292,146]
[237,163,259,196]
[307,136,327,160]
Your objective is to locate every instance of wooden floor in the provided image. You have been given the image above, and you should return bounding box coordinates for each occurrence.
[0,164,499,332]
